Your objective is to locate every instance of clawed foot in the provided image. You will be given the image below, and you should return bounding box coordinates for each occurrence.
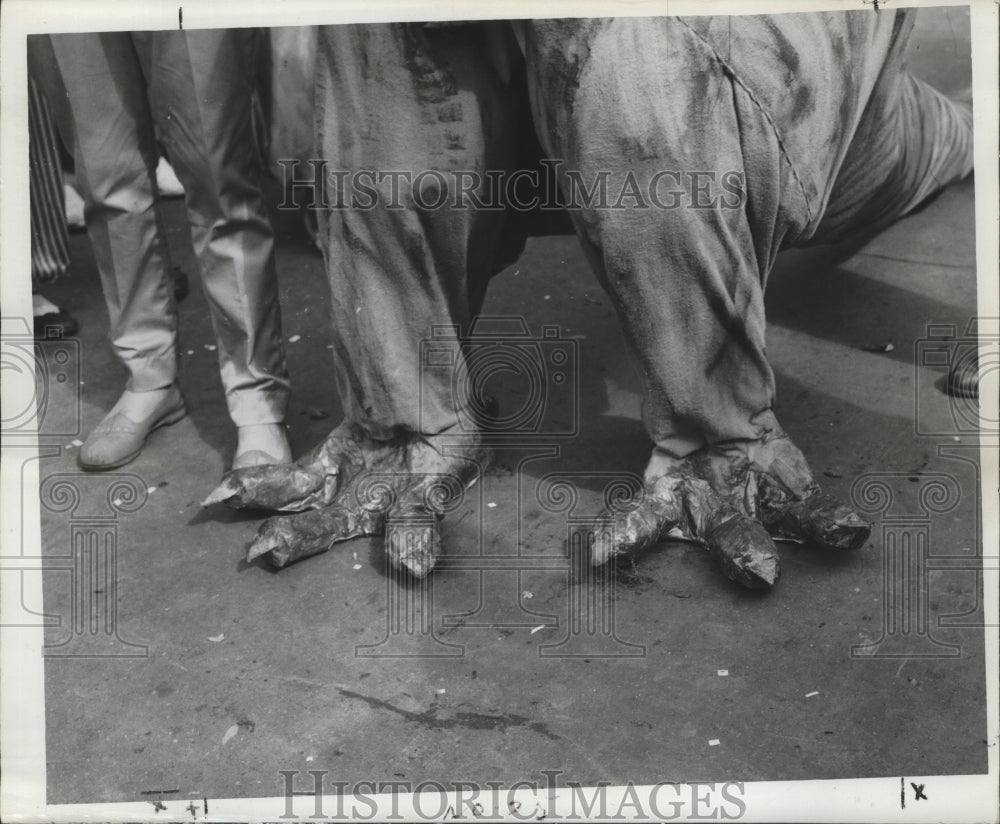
[592,423,870,589]
[202,420,487,576]
[205,414,868,590]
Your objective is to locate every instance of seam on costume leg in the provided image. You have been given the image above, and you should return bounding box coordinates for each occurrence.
[675,18,815,227]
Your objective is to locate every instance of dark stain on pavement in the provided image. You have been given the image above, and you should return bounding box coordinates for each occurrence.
[337,688,561,741]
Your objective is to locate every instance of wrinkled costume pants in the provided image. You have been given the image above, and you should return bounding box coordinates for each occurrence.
[315,23,526,438]
[314,11,973,449]
[49,30,290,425]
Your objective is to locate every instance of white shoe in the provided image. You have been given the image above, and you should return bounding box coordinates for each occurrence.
[232,424,292,470]
[64,182,85,229]
[156,157,185,197]
[79,386,186,471]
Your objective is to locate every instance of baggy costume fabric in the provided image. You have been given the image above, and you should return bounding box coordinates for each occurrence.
[315,22,526,439]
[47,30,290,425]
[313,10,973,455]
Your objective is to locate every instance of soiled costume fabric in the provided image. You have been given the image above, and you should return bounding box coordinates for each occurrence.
[47,30,290,426]
[209,10,973,582]
[314,10,972,455]
[314,22,526,439]
[527,13,972,462]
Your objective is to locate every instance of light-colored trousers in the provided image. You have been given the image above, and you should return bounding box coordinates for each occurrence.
[47,29,290,426]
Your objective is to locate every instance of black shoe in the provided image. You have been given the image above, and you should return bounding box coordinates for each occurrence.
[946,355,979,399]
[34,310,78,339]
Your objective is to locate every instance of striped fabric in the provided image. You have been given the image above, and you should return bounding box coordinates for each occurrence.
[29,74,70,285]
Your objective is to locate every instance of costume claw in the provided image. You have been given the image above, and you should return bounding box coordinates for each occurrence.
[763,492,871,550]
[246,518,289,563]
[590,492,681,566]
[703,509,780,589]
[247,505,385,568]
[384,505,443,578]
[202,464,332,512]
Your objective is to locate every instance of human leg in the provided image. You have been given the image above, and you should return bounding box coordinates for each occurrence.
[49,32,185,469]
[139,28,291,465]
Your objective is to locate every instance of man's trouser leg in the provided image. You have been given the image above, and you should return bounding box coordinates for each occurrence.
[135,29,290,427]
[28,75,70,285]
[49,33,177,393]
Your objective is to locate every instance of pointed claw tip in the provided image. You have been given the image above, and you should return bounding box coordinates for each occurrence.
[830,526,871,551]
[724,548,779,590]
[586,528,613,566]
[247,546,280,565]
[201,485,234,507]
[812,509,871,551]
[387,540,437,579]
[746,555,780,588]
[245,543,269,563]
[589,535,626,567]
[589,548,614,567]
[400,556,435,579]
[246,532,282,563]
[585,510,649,566]
[385,521,440,579]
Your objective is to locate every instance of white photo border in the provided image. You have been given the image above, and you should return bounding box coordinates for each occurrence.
[1,0,997,821]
